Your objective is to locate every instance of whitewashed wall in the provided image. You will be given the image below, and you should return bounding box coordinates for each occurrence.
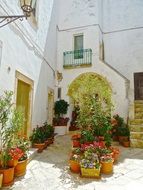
[57,0,129,121]
[0,0,58,128]
[101,0,143,117]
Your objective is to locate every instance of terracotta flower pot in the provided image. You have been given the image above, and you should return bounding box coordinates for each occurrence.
[69,160,80,173]
[101,160,113,174]
[0,167,14,187]
[0,174,3,188]
[33,143,45,153]
[7,159,18,167]
[14,159,27,177]
[122,141,130,147]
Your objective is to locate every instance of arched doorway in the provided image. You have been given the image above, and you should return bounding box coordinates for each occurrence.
[67,72,112,130]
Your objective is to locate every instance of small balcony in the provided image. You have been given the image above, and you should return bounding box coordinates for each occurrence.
[63,49,92,68]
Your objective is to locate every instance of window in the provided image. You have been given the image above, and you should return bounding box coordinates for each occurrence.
[74,35,83,59]
[58,88,61,99]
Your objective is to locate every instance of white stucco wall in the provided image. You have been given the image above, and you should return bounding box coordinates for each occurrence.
[101,0,143,107]
[0,0,58,129]
[58,0,98,30]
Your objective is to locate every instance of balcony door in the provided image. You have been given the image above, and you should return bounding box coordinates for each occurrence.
[74,34,83,59]
[134,72,143,100]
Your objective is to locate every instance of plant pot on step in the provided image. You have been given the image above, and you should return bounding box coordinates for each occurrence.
[122,141,130,147]
[0,167,14,187]
[33,143,45,153]
[14,159,27,177]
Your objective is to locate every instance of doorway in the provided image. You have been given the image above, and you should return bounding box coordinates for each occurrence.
[15,71,33,136]
[134,72,143,100]
[47,90,54,125]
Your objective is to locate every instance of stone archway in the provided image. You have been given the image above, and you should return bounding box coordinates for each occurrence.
[67,72,112,106]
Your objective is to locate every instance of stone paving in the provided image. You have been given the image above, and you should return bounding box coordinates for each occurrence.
[4,134,143,190]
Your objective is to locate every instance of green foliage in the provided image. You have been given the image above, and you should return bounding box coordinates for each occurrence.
[43,122,54,139]
[117,125,130,137]
[54,99,69,117]
[112,114,130,137]
[80,130,95,143]
[16,136,30,161]
[30,126,45,144]
[0,91,24,168]
[76,96,112,146]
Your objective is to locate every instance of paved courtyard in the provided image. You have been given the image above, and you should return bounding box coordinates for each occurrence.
[5,134,143,190]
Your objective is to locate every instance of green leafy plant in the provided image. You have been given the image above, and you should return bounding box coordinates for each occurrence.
[80,130,95,143]
[54,99,69,117]
[53,99,69,126]
[30,126,45,144]
[43,122,54,139]
[77,96,112,146]
[0,91,24,168]
[117,125,130,137]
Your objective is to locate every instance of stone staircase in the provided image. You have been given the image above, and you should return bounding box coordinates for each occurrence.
[130,101,143,148]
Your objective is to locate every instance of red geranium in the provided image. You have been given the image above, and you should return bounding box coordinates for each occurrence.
[9,147,24,160]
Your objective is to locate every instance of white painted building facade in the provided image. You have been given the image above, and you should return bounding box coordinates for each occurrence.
[0,0,58,135]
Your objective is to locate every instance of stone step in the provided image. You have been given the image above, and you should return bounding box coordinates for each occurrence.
[130,119,143,125]
[130,132,143,140]
[130,139,143,148]
[134,107,143,112]
[130,124,143,132]
[135,112,143,119]
[134,100,143,104]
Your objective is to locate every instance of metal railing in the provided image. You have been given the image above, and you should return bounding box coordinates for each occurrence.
[63,49,92,68]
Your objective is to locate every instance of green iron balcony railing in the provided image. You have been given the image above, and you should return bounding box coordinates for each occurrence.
[63,49,92,68]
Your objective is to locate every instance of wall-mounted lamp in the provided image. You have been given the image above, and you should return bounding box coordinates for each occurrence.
[0,0,34,28]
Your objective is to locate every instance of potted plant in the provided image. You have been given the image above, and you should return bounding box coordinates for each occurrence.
[69,154,81,173]
[80,148,101,178]
[14,136,30,177]
[53,99,69,135]
[117,124,130,145]
[80,130,95,145]
[100,155,114,174]
[43,122,54,146]
[0,91,24,187]
[76,97,112,147]
[30,126,45,153]
[71,134,81,147]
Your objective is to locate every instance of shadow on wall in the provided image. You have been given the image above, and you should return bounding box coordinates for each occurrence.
[32,0,58,127]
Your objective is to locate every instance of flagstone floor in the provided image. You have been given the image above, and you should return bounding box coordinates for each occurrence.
[4,134,143,190]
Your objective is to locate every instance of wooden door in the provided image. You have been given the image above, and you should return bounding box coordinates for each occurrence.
[134,73,143,100]
[16,80,31,136]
